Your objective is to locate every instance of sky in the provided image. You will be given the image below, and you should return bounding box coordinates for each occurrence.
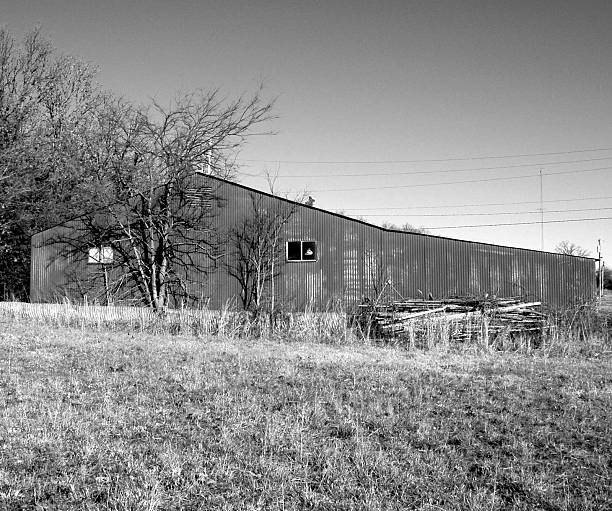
[2,0,612,262]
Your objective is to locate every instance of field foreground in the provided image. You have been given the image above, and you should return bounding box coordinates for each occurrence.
[0,321,611,510]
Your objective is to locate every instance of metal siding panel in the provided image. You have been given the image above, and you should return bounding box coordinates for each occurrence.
[501,247,514,297]
[434,238,450,298]
[31,223,81,302]
[451,239,466,296]
[469,243,481,296]
[479,244,492,296]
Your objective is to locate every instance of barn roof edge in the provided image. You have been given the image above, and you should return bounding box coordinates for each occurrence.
[205,174,598,261]
[29,173,598,262]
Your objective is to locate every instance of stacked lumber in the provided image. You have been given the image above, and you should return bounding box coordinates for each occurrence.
[358,297,545,341]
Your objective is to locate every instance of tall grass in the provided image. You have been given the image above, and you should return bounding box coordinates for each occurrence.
[544,303,612,356]
[0,301,356,344]
[0,300,609,354]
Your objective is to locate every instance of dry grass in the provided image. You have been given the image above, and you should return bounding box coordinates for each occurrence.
[0,302,354,344]
[2,301,611,358]
[1,319,611,510]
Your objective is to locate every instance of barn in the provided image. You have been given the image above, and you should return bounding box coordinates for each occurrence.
[30,174,596,309]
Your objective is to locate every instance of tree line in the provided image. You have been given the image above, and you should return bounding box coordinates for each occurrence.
[0,27,275,307]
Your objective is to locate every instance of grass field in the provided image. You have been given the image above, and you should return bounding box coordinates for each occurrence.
[1,319,611,510]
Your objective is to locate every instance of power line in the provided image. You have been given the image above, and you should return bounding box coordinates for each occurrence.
[240,146,612,165]
[426,216,612,230]
[247,155,612,178]
[359,207,612,218]
[342,194,612,211]
[303,165,612,193]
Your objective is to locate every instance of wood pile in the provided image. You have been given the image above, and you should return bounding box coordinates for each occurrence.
[359,297,545,341]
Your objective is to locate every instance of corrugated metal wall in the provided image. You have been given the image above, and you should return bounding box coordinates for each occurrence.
[31,221,129,304]
[30,175,596,308]
[31,225,77,303]
[203,177,595,309]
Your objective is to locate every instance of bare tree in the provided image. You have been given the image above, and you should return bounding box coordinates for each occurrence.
[225,192,297,314]
[555,241,591,257]
[596,266,612,290]
[364,249,390,300]
[55,89,274,310]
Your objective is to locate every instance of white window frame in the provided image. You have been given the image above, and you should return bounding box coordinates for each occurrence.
[88,246,114,264]
[286,240,318,262]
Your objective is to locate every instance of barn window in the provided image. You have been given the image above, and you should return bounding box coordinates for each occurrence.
[88,246,113,264]
[286,241,317,262]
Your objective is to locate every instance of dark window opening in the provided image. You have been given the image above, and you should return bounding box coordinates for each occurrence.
[287,241,317,262]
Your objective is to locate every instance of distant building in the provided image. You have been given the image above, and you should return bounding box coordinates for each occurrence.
[31,175,595,308]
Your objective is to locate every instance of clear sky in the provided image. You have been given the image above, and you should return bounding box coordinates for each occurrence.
[2,0,612,261]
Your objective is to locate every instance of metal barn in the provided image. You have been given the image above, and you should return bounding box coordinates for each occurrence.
[30,174,596,308]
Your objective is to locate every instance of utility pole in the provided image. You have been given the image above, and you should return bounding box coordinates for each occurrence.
[539,169,544,250]
[598,239,604,299]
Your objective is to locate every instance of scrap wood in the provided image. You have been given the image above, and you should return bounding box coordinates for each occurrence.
[376,306,448,320]
[495,301,541,312]
[362,296,545,339]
